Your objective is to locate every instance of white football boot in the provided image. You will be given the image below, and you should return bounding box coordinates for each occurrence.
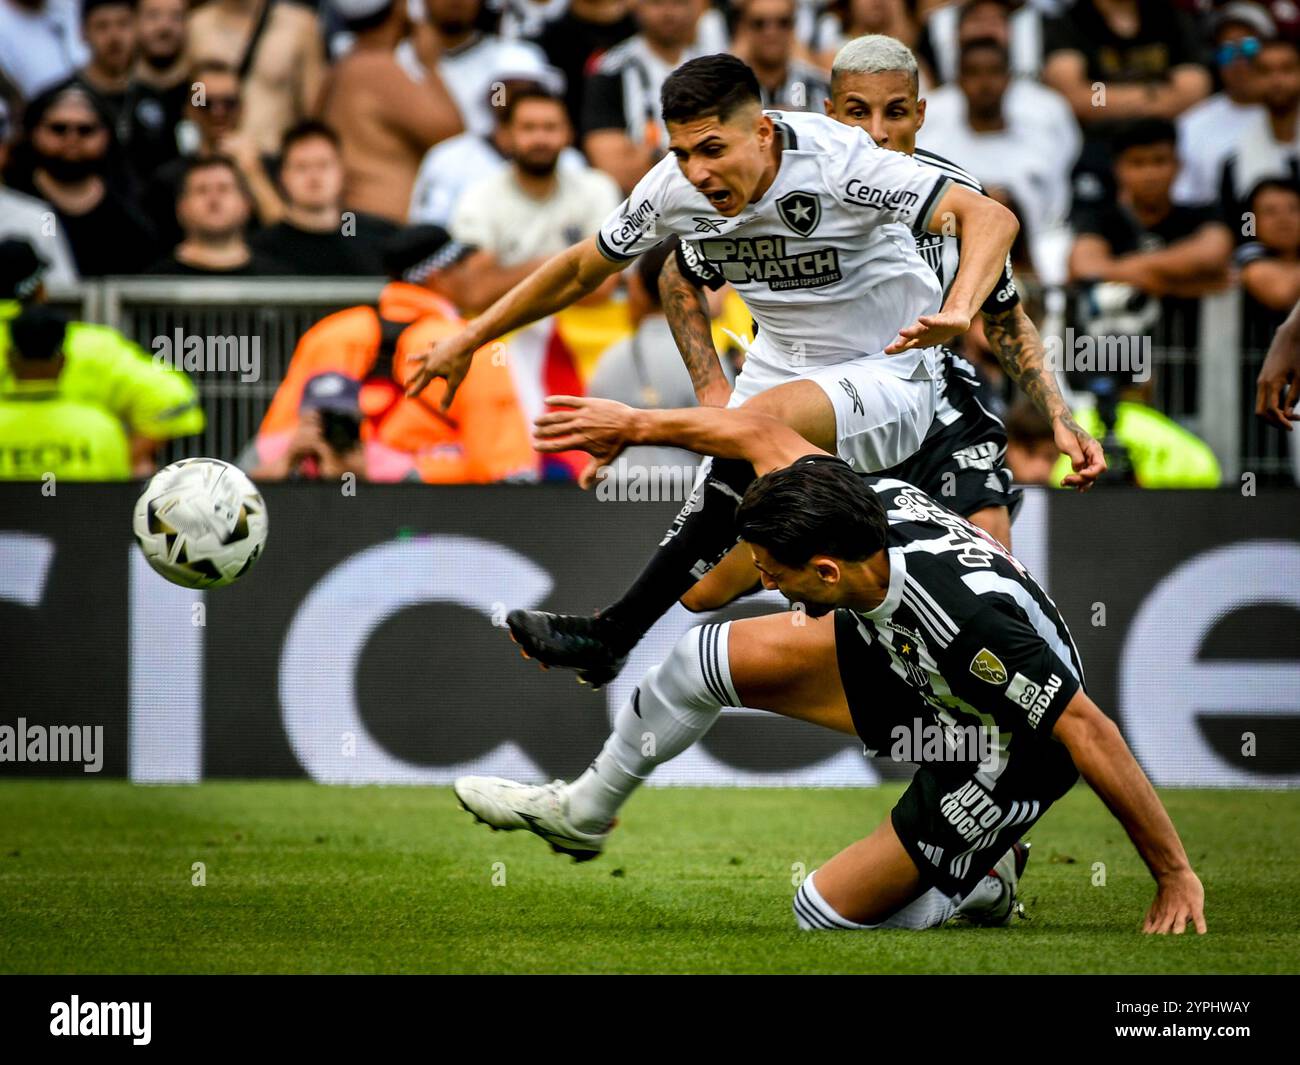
[954,840,1030,927]
[453,776,611,862]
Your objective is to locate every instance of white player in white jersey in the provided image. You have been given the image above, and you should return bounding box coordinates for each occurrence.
[406,52,1019,688]
[408,53,1017,476]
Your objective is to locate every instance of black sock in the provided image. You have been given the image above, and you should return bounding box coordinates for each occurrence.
[598,457,756,649]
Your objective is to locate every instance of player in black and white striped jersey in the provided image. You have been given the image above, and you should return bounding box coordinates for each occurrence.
[457,399,1206,934]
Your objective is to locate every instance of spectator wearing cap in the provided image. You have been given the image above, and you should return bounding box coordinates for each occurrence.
[253,225,537,483]
[1069,118,1233,301]
[316,0,462,223]
[141,60,284,252]
[534,0,637,134]
[0,0,90,101]
[0,306,131,481]
[250,120,398,274]
[147,155,291,274]
[0,237,203,473]
[1,81,158,275]
[244,370,418,481]
[408,77,588,228]
[187,0,326,157]
[1223,37,1300,215]
[0,98,79,284]
[119,0,191,183]
[1172,2,1273,208]
[76,0,137,125]
[582,0,707,193]
[730,0,831,114]
[397,0,555,140]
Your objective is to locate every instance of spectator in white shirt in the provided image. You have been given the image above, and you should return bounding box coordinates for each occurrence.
[1173,2,1274,207]
[408,76,585,226]
[1224,37,1300,214]
[918,37,1078,282]
[0,0,89,101]
[450,86,623,421]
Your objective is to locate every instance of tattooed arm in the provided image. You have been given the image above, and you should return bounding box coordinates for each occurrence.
[982,303,1107,491]
[658,249,733,408]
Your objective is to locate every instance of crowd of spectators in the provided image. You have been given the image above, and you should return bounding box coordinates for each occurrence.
[1,0,1298,486]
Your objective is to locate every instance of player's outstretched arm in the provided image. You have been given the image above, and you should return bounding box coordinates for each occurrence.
[887,185,1019,354]
[534,395,828,486]
[658,251,732,408]
[982,303,1107,491]
[1258,298,1300,431]
[1052,691,1207,934]
[405,237,624,407]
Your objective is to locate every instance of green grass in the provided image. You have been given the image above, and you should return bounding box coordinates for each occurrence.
[0,781,1295,974]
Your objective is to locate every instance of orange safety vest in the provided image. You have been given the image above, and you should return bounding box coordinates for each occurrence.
[259,281,537,483]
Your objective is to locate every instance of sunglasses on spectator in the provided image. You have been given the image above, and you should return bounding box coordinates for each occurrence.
[746,15,794,29]
[204,95,242,113]
[42,121,102,137]
[1217,37,1261,65]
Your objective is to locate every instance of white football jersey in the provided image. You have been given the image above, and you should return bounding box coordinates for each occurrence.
[596,110,952,374]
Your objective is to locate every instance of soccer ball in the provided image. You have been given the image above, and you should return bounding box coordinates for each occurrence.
[133,458,268,588]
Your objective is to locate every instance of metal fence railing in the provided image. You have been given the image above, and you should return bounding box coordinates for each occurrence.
[36,277,1300,483]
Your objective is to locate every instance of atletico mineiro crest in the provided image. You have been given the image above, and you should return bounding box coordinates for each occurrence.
[776,190,821,236]
[892,624,931,692]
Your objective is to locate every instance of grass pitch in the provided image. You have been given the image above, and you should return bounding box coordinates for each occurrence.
[1,781,1296,974]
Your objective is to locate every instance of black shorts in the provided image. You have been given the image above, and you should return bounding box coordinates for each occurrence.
[882,353,1023,523]
[833,610,1078,899]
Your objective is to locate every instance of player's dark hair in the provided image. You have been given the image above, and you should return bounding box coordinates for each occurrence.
[661,54,762,126]
[1111,117,1176,156]
[959,35,1009,68]
[280,118,340,161]
[736,458,888,566]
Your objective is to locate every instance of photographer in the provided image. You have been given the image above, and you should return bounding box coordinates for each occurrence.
[244,371,416,482]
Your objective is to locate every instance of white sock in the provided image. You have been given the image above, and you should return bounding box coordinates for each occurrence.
[794,870,959,931]
[567,622,736,833]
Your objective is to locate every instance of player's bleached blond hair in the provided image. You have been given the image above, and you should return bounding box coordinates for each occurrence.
[831,34,919,95]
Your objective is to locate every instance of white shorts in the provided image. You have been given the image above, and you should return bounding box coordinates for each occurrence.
[728,344,941,473]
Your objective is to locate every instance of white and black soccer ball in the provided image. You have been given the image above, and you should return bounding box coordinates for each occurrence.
[133,458,268,589]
